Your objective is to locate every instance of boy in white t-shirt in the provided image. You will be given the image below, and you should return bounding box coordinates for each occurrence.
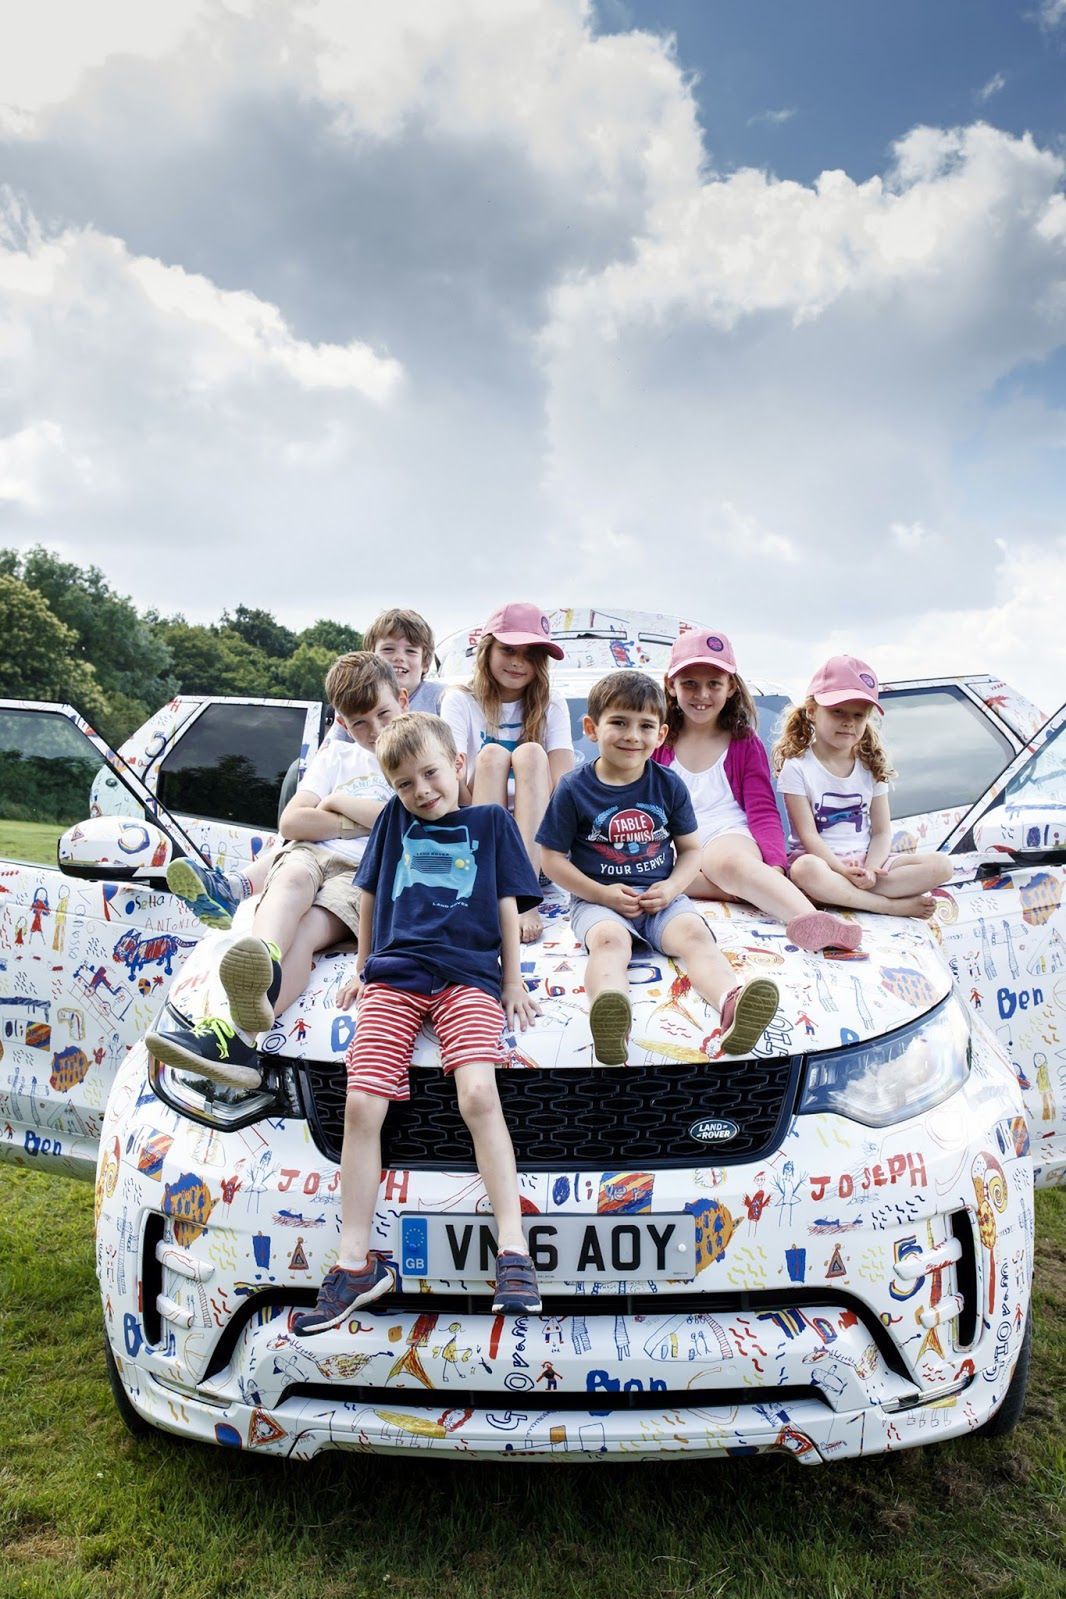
[148,653,405,1083]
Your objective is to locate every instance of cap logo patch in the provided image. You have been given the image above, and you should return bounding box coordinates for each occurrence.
[859,672,876,690]
[541,615,550,635]
[706,635,724,653]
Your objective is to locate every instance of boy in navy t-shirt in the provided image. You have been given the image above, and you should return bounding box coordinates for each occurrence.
[537,670,780,1065]
[296,713,543,1332]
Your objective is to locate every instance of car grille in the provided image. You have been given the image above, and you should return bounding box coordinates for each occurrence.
[299,1055,802,1170]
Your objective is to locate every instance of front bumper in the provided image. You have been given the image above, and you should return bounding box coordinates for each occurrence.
[97,1032,1035,1463]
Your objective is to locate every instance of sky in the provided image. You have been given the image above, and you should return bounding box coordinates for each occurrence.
[0,0,1064,709]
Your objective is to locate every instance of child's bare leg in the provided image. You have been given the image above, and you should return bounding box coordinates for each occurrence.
[252,863,316,955]
[875,855,953,897]
[790,856,935,919]
[694,837,816,921]
[470,743,512,808]
[453,1063,526,1254]
[337,1089,391,1265]
[510,743,551,941]
[244,850,273,895]
[584,920,632,1002]
[659,913,737,1010]
[273,907,347,1016]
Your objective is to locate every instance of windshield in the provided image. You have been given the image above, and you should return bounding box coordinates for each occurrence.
[1004,713,1066,806]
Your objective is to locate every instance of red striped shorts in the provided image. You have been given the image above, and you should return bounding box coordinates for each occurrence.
[345,982,508,1100]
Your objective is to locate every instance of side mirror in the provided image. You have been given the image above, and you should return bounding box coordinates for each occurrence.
[972,804,1066,860]
[59,816,174,881]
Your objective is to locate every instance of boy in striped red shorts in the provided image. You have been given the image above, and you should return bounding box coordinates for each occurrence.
[295,712,544,1333]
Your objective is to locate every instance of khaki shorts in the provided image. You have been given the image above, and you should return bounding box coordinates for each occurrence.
[261,840,362,936]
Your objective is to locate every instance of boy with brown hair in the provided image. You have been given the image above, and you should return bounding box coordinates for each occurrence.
[536,669,780,1064]
[294,711,543,1327]
[149,652,407,1082]
[364,606,444,714]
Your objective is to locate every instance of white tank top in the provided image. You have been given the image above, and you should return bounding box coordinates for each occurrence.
[671,751,751,844]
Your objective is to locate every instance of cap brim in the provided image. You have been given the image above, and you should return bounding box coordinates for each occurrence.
[493,630,565,660]
[666,655,737,679]
[812,689,883,712]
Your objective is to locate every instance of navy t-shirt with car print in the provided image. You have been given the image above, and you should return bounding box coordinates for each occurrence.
[356,798,541,999]
[536,761,698,888]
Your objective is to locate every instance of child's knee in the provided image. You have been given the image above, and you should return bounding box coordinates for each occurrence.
[511,742,548,777]
[586,921,631,958]
[476,743,512,778]
[789,856,820,892]
[454,1069,499,1123]
[344,1089,383,1131]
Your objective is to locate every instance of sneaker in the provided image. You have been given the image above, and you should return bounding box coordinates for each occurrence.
[492,1251,542,1313]
[166,857,242,930]
[293,1257,396,1335]
[220,935,282,1034]
[146,1002,262,1089]
[589,990,632,1065]
[718,977,781,1056]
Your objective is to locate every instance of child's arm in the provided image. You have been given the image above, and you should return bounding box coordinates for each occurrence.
[548,747,574,789]
[499,896,541,1031]
[733,742,788,871]
[278,787,351,842]
[783,794,868,881]
[637,832,702,912]
[316,791,388,836]
[539,848,642,917]
[865,795,893,877]
[337,889,375,1009]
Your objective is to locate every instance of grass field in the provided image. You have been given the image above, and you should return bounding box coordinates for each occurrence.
[0,818,64,867]
[1,1168,1063,1599]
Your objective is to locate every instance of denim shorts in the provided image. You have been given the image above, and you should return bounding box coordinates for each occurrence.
[569,893,700,953]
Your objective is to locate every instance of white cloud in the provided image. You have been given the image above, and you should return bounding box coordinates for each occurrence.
[977,71,1006,102]
[1037,1,1066,30]
[0,3,1062,711]
[747,107,797,127]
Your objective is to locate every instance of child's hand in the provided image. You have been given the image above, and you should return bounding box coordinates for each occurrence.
[602,884,643,918]
[843,863,876,889]
[502,980,540,1032]
[336,971,365,1009]
[636,881,677,914]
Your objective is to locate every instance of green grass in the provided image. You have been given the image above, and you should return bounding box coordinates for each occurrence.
[1,1170,1063,1599]
[0,818,63,867]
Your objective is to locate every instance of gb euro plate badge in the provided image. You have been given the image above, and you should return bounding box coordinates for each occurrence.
[401,1213,696,1285]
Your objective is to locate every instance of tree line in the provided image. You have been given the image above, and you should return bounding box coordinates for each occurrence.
[0,546,363,746]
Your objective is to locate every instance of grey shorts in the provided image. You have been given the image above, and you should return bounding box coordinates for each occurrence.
[261,840,362,936]
[569,893,701,953]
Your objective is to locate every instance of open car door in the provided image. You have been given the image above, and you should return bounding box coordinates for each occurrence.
[0,700,209,1179]
[938,703,1066,1186]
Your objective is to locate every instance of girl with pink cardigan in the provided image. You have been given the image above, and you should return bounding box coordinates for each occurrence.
[652,630,861,953]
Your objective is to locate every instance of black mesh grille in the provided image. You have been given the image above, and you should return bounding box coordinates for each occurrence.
[299,1056,801,1170]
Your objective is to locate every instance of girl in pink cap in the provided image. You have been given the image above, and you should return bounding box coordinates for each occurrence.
[773,656,951,917]
[653,630,862,952]
[441,602,574,940]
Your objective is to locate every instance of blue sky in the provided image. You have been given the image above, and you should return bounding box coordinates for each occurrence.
[604,1,1066,186]
[0,1,1063,705]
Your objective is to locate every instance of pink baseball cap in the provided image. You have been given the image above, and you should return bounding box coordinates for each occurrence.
[482,601,564,660]
[808,655,882,712]
[665,629,738,679]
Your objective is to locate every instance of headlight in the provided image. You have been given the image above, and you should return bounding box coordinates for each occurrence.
[149,1057,290,1130]
[798,994,971,1128]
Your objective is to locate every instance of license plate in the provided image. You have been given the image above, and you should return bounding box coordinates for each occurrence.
[400,1213,696,1284]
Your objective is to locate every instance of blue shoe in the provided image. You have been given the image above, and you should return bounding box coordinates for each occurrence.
[146,1002,261,1090]
[167,857,242,930]
[492,1251,542,1313]
[293,1258,396,1335]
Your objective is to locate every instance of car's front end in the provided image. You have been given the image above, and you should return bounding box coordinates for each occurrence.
[97,903,1033,1462]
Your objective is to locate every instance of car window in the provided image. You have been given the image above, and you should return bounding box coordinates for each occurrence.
[879,687,1014,818]
[156,702,308,829]
[0,707,137,868]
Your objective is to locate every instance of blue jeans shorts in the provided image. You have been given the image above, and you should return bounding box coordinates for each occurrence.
[569,893,700,953]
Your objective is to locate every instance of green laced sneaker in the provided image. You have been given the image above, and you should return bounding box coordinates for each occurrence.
[147,1002,262,1089]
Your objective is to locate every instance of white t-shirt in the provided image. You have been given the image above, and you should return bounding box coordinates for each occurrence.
[671,752,752,846]
[777,749,888,857]
[440,688,574,775]
[298,741,392,866]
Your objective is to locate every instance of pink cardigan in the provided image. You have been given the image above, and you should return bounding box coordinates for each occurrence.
[652,735,788,871]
